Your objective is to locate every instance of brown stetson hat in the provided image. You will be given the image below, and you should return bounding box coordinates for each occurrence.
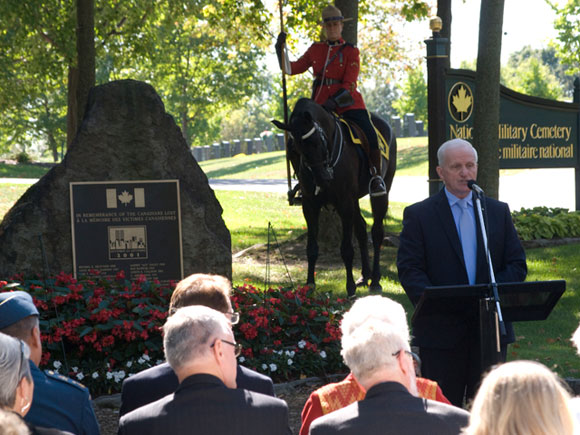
[320,5,353,24]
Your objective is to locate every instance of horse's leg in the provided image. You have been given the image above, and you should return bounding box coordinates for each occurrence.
[336,202,357,297]
[369,193,388,293]
[303,198,321,288]
[353,202,371,287]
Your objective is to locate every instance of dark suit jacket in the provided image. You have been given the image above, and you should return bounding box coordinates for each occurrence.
[309,381,469,435]
[118,374,290,435]
[119,362,275,417]
[397,189,527,349]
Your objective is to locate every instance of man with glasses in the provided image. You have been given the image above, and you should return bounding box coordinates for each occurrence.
[309,296,469,435]
[118,305,290,434]
[0,291,99,435]
[119,273,274,417]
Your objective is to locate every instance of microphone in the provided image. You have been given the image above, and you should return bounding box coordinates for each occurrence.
[467,180,484,195]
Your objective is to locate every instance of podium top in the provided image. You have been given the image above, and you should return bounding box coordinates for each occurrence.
[413,280,565,323]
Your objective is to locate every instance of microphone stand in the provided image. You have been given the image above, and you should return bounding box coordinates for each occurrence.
[472,187,506,358]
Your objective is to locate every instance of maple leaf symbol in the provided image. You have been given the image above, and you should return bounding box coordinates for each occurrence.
[452,86,472,120]
[118,190,133,206]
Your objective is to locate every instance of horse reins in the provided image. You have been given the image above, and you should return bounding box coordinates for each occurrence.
[300,116,344,171]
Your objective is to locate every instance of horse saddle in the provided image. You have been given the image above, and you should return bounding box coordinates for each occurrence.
[338,117,390,161]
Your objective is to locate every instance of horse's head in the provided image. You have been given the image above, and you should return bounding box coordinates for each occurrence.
[272,99,335,186]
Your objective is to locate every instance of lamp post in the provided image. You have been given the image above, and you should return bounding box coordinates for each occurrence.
[425,16,449,196]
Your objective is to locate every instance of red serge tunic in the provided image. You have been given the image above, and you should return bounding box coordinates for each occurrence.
[289,38,366,114]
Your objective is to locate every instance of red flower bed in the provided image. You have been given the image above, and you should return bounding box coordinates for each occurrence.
[1,273,349,396]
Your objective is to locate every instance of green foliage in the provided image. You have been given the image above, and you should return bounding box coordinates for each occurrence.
[504,46,574,99]
[502,57,563,101]
[512,207,580,240]
[14,152,32,164]
[362,82,399,119]
[550,0,580,76]
[392,64,428,122]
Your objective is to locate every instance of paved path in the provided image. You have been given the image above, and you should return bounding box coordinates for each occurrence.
[2,168,576,210]
[208,168,576,211]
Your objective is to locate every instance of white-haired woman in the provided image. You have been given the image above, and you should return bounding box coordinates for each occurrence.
[0,332,71,435]
[463,360,576,435]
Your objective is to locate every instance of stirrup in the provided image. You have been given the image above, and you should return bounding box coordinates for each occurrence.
[369,175,387,197]
[288,185,303,206]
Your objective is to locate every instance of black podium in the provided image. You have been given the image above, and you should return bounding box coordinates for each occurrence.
[412,280,565,374]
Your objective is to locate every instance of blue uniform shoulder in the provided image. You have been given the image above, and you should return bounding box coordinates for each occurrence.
[43,369,91,395]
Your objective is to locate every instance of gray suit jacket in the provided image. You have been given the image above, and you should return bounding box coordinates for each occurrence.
[309,381,469,435]
[118,374,291,435]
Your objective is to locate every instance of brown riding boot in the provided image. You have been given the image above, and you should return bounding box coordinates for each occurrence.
[369,149,387,197]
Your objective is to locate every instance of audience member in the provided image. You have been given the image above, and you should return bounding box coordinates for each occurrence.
[309,296,469,434]
[462,360,576,435]
[0,292,100,435]
[300,296,451,435]
[119,273,274,416]
[0,332,73,435]
[118,305,290,434]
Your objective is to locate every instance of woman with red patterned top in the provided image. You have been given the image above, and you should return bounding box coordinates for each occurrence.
[276,5,387,197]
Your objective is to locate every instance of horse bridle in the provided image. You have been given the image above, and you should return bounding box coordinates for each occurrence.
[299,116,344,175]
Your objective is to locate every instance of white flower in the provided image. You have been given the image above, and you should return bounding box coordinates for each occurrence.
[53,361,62,369]
[298,340,306,349]
[137,358,145,364]
[262,364,268,370]
[269,363,277,372]
[287,359,293,366]
[72,366,79,373]
[126,361,133,368]
[156,360,163,365]
[238,356,246,363]
[142,354,150,361]
[76,373,84,381]
[320,351,327,359]
[285,350,295,358]
[92,372,99,379]
[106,372,113,380]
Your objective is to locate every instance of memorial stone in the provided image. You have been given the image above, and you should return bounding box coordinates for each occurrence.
[245,138,253,155]
[233,139,241,155]
[392,116,402,138]
[0,80,231,280]
[405,113,417,137]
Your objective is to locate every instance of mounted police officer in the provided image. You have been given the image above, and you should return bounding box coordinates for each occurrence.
[0,291,100,435]
[276,4,387,198]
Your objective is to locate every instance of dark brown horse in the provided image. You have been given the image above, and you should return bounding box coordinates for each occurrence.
[273,98,396,296]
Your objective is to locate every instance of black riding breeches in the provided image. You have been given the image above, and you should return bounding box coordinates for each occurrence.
[341,109,379,150]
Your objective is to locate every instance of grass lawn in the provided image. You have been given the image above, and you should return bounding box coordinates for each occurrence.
[198,136,428,179]
[0,162,53,178]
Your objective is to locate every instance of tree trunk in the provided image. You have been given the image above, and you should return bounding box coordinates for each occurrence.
[437,0,452,68]
[66,66,79,148]
[72,0,95,146]
[473,0,504,199]
[335,0,358,45]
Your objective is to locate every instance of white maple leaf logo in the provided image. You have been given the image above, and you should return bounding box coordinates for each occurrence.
[118,190,133,206]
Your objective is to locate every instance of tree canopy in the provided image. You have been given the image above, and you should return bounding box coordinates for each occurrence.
[0,0,431,160]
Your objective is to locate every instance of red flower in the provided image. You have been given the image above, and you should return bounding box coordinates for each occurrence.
[116,270,126,280]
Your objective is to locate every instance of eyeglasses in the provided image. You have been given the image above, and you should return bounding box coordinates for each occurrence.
[227,311,240,325]
[392,349,422,375]
[17,339,26,381]
[211,338,242,357]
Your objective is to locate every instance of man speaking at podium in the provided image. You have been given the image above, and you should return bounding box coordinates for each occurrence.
[396,138,527,407]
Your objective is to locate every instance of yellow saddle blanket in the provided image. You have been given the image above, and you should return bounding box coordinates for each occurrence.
[338,117,389,160]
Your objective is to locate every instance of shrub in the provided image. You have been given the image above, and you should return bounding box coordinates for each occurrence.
[0,274,349,396]
[512,207,580,240]
[14,151,32,164]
